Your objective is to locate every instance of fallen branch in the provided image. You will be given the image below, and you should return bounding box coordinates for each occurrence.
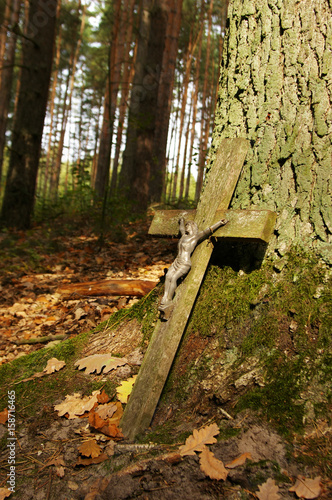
[57,279,159,299]
[15,334,66,345]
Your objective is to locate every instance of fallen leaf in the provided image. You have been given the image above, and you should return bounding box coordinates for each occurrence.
[75,453,108,466]
[44,357,66,374]
[0,408,8,425]
[108,401,123,426]
[289,476,322,499]
[116,375,137,404]
[75,354,128,375]
[95,403,118,420]
[88,409,124,439]
[97,390,111,404]
[46,456,65,467]
[79,439,102,458]
[256,478,281,500]
[54,391,100,419]
[68,480,79,490]
[0,488,12,500]
[105,440,116,456]
[199,448,228,481]
[74,308,87,320]
[179,423,220,456]
[225,452,252,469]
[55,466,65,477]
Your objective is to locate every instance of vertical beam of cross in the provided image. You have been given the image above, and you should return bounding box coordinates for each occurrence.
[120,138,249,440]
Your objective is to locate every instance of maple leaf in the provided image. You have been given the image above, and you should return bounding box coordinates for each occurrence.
[0,408,8,425]
[289,476,322,499]
[225,452,253,469]
[0,488,12,500]
[116,375,137,403]
[54,390,100,419]
[75,354,128,374]
[256,478,281,500]
[199,448,228,481]
[79,439,102,458]
[44,357,66,374]
[179,423,220,456]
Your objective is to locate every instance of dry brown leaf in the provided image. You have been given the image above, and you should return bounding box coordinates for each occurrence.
[44,357,66,374]
[97,390,111,404]
[75,354,128,375]
[88,409,124,439]
[95,403,118,420]
[54,390,100,419]
[75,453,108,467]
[116,375,137,404]
[46,456,65,467]
[105,440,116,457]
[55,466,65,477]
[199,448,228,481]
[79,439,102,458]
[225,452,252,469]
[256,478,281,500]
[0,488,12,500]
[108,401,123,426]
[0,408,8,425]
[179,423,220,456]
[289,476,322,499]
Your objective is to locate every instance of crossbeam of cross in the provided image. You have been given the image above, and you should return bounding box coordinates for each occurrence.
[120,138,277,440]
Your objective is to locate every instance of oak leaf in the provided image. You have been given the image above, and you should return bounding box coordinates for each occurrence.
[179,423,220,456]
[0,408,8,425]
[108,401,123,426]
[79,439,102,458]
[289,476,322,499]
[88,409,124,439]
[256,478,280,500]
[116,375,137,403]
[44,357,66,374]
[75,453,108,467]
[199,448,228,481]
[75,354,128,375]
[95,403,118,420]
[0,488,12,500]
[225,452,252,469]
[54,390,100,419]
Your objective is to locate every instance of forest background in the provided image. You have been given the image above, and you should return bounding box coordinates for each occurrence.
[0,0,227,230]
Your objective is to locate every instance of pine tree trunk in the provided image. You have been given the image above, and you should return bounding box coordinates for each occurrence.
[0,0,58,229]
[0,0,21,188]
[94,0,122,199]
[119,0,168,212]
[210,0,332,263]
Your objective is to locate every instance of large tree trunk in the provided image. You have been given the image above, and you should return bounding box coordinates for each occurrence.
[0,0,58,229]
[210,0,332,264]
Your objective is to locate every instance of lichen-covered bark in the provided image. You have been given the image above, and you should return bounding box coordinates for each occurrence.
[210,0,332,263]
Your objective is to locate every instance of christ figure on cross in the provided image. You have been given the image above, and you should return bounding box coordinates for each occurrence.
[159,216,228,312]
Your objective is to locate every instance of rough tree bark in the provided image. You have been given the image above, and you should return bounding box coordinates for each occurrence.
[0,0,58,229]
[209,0,332,263]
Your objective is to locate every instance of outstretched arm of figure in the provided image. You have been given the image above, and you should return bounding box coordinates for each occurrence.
[197,218,229,241]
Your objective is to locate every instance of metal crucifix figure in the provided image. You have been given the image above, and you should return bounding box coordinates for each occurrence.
[159,216,228,317]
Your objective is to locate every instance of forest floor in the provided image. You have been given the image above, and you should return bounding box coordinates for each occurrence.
[0,213,331,500]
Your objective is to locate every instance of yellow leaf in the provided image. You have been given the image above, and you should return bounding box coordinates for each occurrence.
[79,439,102,459]
[256,478,281,500]
[225,452,252,469]
[289,476,322,499]
[44,357,66,374]
[116,375,137,404]
[199,448,228,481]
[179,423,219,456]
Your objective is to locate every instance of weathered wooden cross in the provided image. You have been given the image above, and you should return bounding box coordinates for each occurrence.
[120,138,277,440]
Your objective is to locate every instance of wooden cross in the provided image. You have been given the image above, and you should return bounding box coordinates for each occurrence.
[120,138,277,440]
